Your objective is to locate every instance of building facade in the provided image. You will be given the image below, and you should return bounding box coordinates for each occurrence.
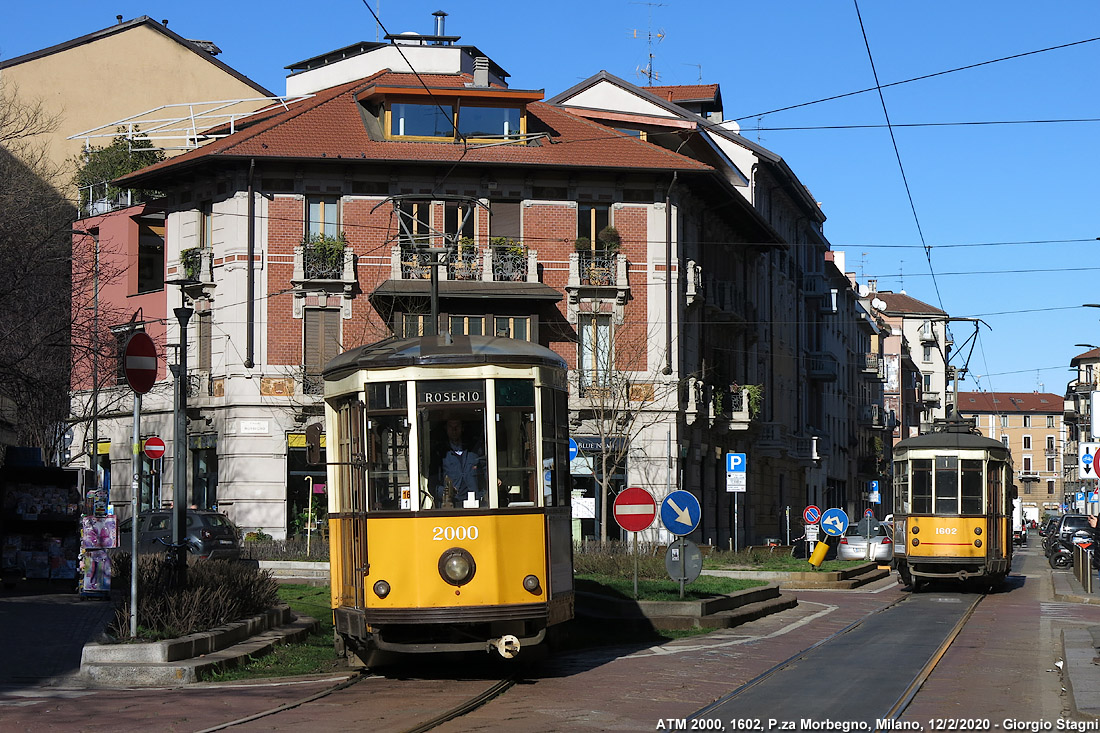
[956,391,1066,521]
[70,14,891,543]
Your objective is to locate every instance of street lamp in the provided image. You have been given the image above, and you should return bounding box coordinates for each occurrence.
[70,229,99,479]
[167,278,197,580]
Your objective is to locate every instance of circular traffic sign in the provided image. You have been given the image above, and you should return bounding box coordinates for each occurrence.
[665,537,703,583]
[613,486,656,532]
[123,332,158,394]
[569,438,578,461]
[660,490,701,536]
[803,505,821,524]
[820,508,850,537]
[143,436,166,460]
[864,509,874,518]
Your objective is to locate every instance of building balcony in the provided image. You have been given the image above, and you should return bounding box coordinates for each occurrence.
[709,386,752,431]
[921,390,940,405]
[859,404,887,429]
[861,353,884,379]
[808,352,839,382]
[684,261,755,325]
[756,422,789,458]
[292,243,356,294]
[566,252,629,305]
[389,242,541,285]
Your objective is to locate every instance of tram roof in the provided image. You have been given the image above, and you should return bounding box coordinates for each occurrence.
[323,334,567,379]
[893,428,1009,457]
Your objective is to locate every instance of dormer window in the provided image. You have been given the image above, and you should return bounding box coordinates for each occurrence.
[383,97,528,142]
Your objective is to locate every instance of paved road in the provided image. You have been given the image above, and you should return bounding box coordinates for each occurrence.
[1,538,1094,731]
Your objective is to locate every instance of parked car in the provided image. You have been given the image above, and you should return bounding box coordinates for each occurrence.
[117,509,241,561]
[1044,514,1091,557]
[838,518,893,562]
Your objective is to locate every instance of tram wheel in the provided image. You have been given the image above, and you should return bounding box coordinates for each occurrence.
[910,576,925,593]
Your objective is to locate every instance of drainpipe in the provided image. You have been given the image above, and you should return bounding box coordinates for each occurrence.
[245,159,255,368]
[664,173,678,376]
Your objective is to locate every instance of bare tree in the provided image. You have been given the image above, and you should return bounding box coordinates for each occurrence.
[571,318,686,542]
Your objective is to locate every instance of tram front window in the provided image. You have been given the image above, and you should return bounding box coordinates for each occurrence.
[365,382,410,511]
[421,408,488,510]
[935,455,959,513]
[496,379,536,507]
[961,459,983,514]
[912,459,932,514]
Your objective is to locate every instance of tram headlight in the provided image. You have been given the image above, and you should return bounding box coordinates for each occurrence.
[974,527,982,535]
[373,580,391,598]
[974,539,982,548]
[438,548,476,586]
[911,526,919,534]
[912,538,920,547]
[523,574,541,594]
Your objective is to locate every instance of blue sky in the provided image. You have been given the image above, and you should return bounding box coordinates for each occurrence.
[4,1,1099,396]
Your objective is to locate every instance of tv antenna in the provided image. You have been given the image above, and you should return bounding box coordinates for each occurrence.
[630,1,666,86]
[683,63,702,82]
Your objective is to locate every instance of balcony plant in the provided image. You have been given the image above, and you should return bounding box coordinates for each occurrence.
[596,226,621,254]
[302,232,347,279]
[180,247,203,281]
[452,236,480,280]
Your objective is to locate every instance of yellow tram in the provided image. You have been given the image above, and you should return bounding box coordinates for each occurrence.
[891,411,1014,591]
[321,334,574,664]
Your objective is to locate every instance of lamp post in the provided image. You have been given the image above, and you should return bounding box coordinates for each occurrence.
[167,277,197,581]
[70,229,99,481]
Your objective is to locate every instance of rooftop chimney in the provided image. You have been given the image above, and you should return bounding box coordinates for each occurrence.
[116,15,123,24]
[473,56,489,87]
[433,10,447,42]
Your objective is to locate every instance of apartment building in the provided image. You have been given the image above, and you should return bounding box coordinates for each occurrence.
[956,391,1065,519]
[1063,347,1100,513]
[69,13,886,543]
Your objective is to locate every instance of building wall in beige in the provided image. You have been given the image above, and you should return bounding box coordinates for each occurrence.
[1,17,272,194]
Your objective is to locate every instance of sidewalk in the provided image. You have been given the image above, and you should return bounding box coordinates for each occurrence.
[1051,568,1100,720]
[0,580,115,685]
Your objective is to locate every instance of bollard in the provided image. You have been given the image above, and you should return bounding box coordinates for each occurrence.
[808,538,829,568]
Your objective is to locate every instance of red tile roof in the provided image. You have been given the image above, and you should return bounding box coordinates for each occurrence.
[956,391,1063,413]
[873,290,945,316]
[645,84,720,103]
[117,70,712,186]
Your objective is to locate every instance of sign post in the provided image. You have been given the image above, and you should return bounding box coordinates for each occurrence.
[613,487,657,598]
[123,331,157,638]
[660,490,701,597]
[726,453,746,552]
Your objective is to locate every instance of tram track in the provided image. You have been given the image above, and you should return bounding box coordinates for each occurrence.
[688,590,985,729]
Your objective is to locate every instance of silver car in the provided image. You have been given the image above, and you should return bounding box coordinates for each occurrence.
[838,518,893,562]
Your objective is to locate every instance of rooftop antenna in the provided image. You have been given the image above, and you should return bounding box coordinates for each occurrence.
[630,1,666,86]
[683,63,702,82]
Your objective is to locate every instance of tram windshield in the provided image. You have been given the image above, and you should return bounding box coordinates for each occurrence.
[899,455,989,515]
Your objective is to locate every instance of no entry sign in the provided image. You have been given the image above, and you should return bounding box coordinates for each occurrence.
[143,436,166,460]
[123,332,158,394]
[613,486,656,532]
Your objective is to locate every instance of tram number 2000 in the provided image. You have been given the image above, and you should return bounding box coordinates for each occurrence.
[432,525,480,541]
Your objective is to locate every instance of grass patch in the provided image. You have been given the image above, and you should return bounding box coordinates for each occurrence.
[702,549,856,573]
[205,584,344,682]
[575,573,764,601]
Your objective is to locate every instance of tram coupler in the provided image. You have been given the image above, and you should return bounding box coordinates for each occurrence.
[488,634,521,659]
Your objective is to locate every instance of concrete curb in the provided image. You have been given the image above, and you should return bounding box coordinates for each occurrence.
[576,582,797,630]
[81,605,319,686]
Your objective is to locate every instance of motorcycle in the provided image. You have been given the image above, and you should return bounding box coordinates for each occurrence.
[1048,530,1097,569]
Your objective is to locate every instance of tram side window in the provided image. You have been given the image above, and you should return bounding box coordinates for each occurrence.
[418,380,488,510]
[540,387,569,507]
[336,400,366,514]
[912,459,932,513]
[364,382,410,511]
[893,460,909,514]
[960,459,983,514]
[496,379,537,507]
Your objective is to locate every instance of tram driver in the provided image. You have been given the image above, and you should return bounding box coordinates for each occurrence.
[432,417,487,508]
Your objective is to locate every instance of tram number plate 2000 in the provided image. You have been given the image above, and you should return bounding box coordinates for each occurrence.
[432,525,480,541]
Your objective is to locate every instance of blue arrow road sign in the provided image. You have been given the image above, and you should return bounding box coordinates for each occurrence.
[660,490,701,536]
[820,508,850,537]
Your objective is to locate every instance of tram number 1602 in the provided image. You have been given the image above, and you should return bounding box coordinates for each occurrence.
[432,526,480,541]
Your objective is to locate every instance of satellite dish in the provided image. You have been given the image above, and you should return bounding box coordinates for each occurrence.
[871,298,887,310]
